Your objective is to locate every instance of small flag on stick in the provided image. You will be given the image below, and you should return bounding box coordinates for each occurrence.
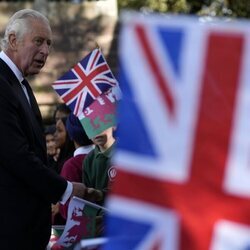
[52,48,119,117]
[49,197,106,249]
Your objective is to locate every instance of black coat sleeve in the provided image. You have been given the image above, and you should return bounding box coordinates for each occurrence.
[0,77,67,204]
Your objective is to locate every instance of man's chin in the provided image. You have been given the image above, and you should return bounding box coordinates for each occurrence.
[28,68,42,75]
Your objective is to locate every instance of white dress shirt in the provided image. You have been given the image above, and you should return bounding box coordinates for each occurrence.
[74,145,94,157]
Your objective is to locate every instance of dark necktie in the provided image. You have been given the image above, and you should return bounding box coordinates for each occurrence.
[21,79,43,124]
[20,79,47,156]
[20,79,31,105]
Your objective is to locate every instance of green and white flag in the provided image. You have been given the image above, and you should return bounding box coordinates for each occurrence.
[79,86,122,139]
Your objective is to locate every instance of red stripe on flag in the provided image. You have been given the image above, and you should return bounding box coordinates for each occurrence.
[182,32,245,249]
[111,32,247,250]
[112,167,250,250]
[190,32,244,189]
[62,63,109,103]
[75,91,83,115]
[73,64,100,97]
[135,24,175,116]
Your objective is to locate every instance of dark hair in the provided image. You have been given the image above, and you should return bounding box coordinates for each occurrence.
[53,103,71,122]
[66,113,93,146]
[44,124,56,136]
[56,117,75,174]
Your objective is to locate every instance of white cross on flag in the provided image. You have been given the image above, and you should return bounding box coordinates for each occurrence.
[52,48,118,117]
[103,13,250,250]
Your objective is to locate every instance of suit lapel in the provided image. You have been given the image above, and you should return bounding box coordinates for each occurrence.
[0,59,46,154]
[14,80,46,153]
[22,79,44,125]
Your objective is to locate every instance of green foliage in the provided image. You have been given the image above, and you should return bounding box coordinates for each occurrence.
[228,0,250,18]
[166,0,188,13]
[117,0,168,13]
[198,0,233,17]
[117,0,250,18]
[186,0,212,13]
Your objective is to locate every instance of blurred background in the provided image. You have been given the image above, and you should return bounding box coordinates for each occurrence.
[0,0,249,125]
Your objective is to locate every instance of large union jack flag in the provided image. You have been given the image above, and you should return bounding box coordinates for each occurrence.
[52,48,118,116]
[103,14,250,250]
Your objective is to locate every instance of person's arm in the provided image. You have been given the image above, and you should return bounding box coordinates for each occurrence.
[84,187,104,203]
[0,80,85,203]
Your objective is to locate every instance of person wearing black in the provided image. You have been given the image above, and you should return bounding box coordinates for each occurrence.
[0,9,86,250]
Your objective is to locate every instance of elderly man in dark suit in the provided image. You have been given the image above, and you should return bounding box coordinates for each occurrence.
[0,9,86,250]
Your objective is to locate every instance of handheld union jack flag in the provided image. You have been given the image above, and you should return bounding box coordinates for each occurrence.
[52,48,118,116]
[103,13,250,250]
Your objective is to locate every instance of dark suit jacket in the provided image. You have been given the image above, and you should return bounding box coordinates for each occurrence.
[0,58,67,250]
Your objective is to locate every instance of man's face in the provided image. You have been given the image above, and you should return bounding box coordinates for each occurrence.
[15,19,52,76]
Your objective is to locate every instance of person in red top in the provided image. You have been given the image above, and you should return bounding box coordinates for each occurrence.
[60,113,94,219]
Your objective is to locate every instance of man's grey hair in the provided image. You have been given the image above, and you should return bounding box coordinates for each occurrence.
[0,9,50,51]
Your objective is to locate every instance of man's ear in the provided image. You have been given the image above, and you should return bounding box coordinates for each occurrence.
[8,33,18,51]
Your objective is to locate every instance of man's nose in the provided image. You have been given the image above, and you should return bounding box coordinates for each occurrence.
[40,41,50,55]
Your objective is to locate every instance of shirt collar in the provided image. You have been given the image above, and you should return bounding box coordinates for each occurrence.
[0,51,24,82]
[74,145,95,157]
[95,141,116,158]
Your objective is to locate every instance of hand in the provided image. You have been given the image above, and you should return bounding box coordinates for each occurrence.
[85,188,103,202]
[53,148,60,161]
[51,202,60,217]
[71,182,86,199]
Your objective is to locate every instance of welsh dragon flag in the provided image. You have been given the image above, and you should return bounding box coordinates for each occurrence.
[78,85,122,139]
[48,197,102,249]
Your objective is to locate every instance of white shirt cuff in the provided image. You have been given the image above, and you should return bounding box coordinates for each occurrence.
[60,181,73,205]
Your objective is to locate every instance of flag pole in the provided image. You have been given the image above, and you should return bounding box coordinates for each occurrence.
[73,196,110,212]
